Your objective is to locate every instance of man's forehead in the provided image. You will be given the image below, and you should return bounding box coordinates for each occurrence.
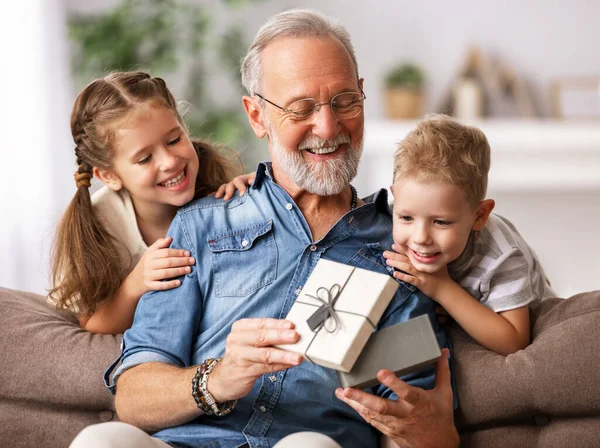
[260,35,357,98]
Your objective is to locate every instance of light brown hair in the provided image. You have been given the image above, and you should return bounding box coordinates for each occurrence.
[49,71,241,315]
[393,114,491,206]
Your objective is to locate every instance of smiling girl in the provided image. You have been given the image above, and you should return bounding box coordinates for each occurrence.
[49,71,250,334]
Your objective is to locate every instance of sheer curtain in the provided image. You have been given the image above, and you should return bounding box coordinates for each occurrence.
[0,1,74,294]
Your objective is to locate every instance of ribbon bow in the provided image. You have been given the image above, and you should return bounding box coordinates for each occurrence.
[305,284,343,333]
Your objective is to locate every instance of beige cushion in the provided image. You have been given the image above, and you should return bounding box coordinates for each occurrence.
[0,287,120,447]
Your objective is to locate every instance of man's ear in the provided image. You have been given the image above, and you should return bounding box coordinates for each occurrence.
[472,199,495,231]
[242,95,267,139]
[93,167,123,191]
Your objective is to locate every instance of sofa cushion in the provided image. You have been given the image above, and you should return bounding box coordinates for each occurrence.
[452,291,600,429]
[0,287,122,447]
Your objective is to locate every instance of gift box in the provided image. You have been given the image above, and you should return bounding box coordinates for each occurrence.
[277,259,399,372]
[336,315,441,389]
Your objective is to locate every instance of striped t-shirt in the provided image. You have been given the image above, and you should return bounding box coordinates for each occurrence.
[447,214,555,312]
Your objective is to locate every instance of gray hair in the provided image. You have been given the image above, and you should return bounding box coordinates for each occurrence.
[240,8,359,96]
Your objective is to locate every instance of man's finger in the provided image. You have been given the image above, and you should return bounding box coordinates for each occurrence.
[231,318,295,331]
[335,387,401,417]
[377,369,422,407]
[231,327,299,348]
[240,346,302,367]
[434,349,453,398]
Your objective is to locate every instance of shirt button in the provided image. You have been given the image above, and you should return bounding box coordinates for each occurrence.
[241,239,249,247]
[310,245,317,252]
[285,203,293,210]
[259,405,267,413]
[269,375,277,382]
[295,287,302,295]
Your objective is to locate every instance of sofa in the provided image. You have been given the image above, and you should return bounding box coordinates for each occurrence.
[1,286,599,448]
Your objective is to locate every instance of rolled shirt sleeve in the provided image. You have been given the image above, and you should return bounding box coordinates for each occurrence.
[112,214,203,385]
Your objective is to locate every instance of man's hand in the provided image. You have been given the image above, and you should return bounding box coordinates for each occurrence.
[208,318,303,403]
[383,247,453,301]
[335,349,458,448]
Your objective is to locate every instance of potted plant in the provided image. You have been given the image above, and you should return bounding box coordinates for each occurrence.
[383,63,425,119]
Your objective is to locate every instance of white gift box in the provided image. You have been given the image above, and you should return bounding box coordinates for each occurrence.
[277,259,399,372]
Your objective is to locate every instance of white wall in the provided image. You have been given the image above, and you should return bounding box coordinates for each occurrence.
[67,0,600,117]
[0,1,73,294]
[223,0,600,117]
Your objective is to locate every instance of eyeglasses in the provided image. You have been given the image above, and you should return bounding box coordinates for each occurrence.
[254,88,366,121]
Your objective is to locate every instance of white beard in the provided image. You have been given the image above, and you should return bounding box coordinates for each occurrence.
[270,130,363,196]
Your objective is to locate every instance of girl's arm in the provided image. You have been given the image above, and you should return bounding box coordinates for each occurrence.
[79,237,195,334]
[79,270,146,334]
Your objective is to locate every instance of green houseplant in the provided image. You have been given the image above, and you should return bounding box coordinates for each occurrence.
[382,62,425,119]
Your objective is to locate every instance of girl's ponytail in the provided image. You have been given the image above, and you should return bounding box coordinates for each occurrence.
[49,149,124,315]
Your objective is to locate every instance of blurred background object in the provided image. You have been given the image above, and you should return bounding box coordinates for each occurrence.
[1,0,599,298]
[69,0,269,170]
[382,62,425,119]
[437,46,537,120]
[550,77,600,120]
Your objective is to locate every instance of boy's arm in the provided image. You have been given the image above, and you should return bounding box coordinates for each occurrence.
[435,281,530,356]
[384,250,531,356]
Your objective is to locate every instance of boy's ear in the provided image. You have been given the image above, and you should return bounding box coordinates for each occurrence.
[93,167,123,191]
[472,199,495,231]
[242,95,267,139]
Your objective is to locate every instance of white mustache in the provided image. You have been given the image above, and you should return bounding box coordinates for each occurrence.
[298,134,351,151]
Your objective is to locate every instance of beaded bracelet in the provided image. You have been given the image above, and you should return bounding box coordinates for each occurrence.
[192,358,237,416]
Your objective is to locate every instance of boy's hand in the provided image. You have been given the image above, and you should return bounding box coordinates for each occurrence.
[382,249,452,301]
[213,172,256,200]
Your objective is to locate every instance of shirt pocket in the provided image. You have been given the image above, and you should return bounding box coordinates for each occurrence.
[208,220,277,297]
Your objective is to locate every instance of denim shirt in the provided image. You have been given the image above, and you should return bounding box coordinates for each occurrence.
[108,162,450,448]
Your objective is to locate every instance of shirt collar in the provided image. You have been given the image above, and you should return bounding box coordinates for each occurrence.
[252,161,273,189]
[253,161,391,216]
[363,188,392,216]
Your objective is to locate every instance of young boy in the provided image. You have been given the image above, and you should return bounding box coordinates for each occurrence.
[383,115,555,356]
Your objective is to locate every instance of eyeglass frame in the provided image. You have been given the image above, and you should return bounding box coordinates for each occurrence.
[253,86,367,120]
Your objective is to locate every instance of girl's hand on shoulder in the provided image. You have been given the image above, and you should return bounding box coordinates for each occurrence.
[136,236,196,293]
[213,172,256,200]
[382,245,451,301]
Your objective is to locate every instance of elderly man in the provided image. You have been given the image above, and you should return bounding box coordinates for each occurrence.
[71,8,458,448]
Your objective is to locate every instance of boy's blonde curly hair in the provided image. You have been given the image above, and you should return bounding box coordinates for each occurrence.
[393,114,491,207]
